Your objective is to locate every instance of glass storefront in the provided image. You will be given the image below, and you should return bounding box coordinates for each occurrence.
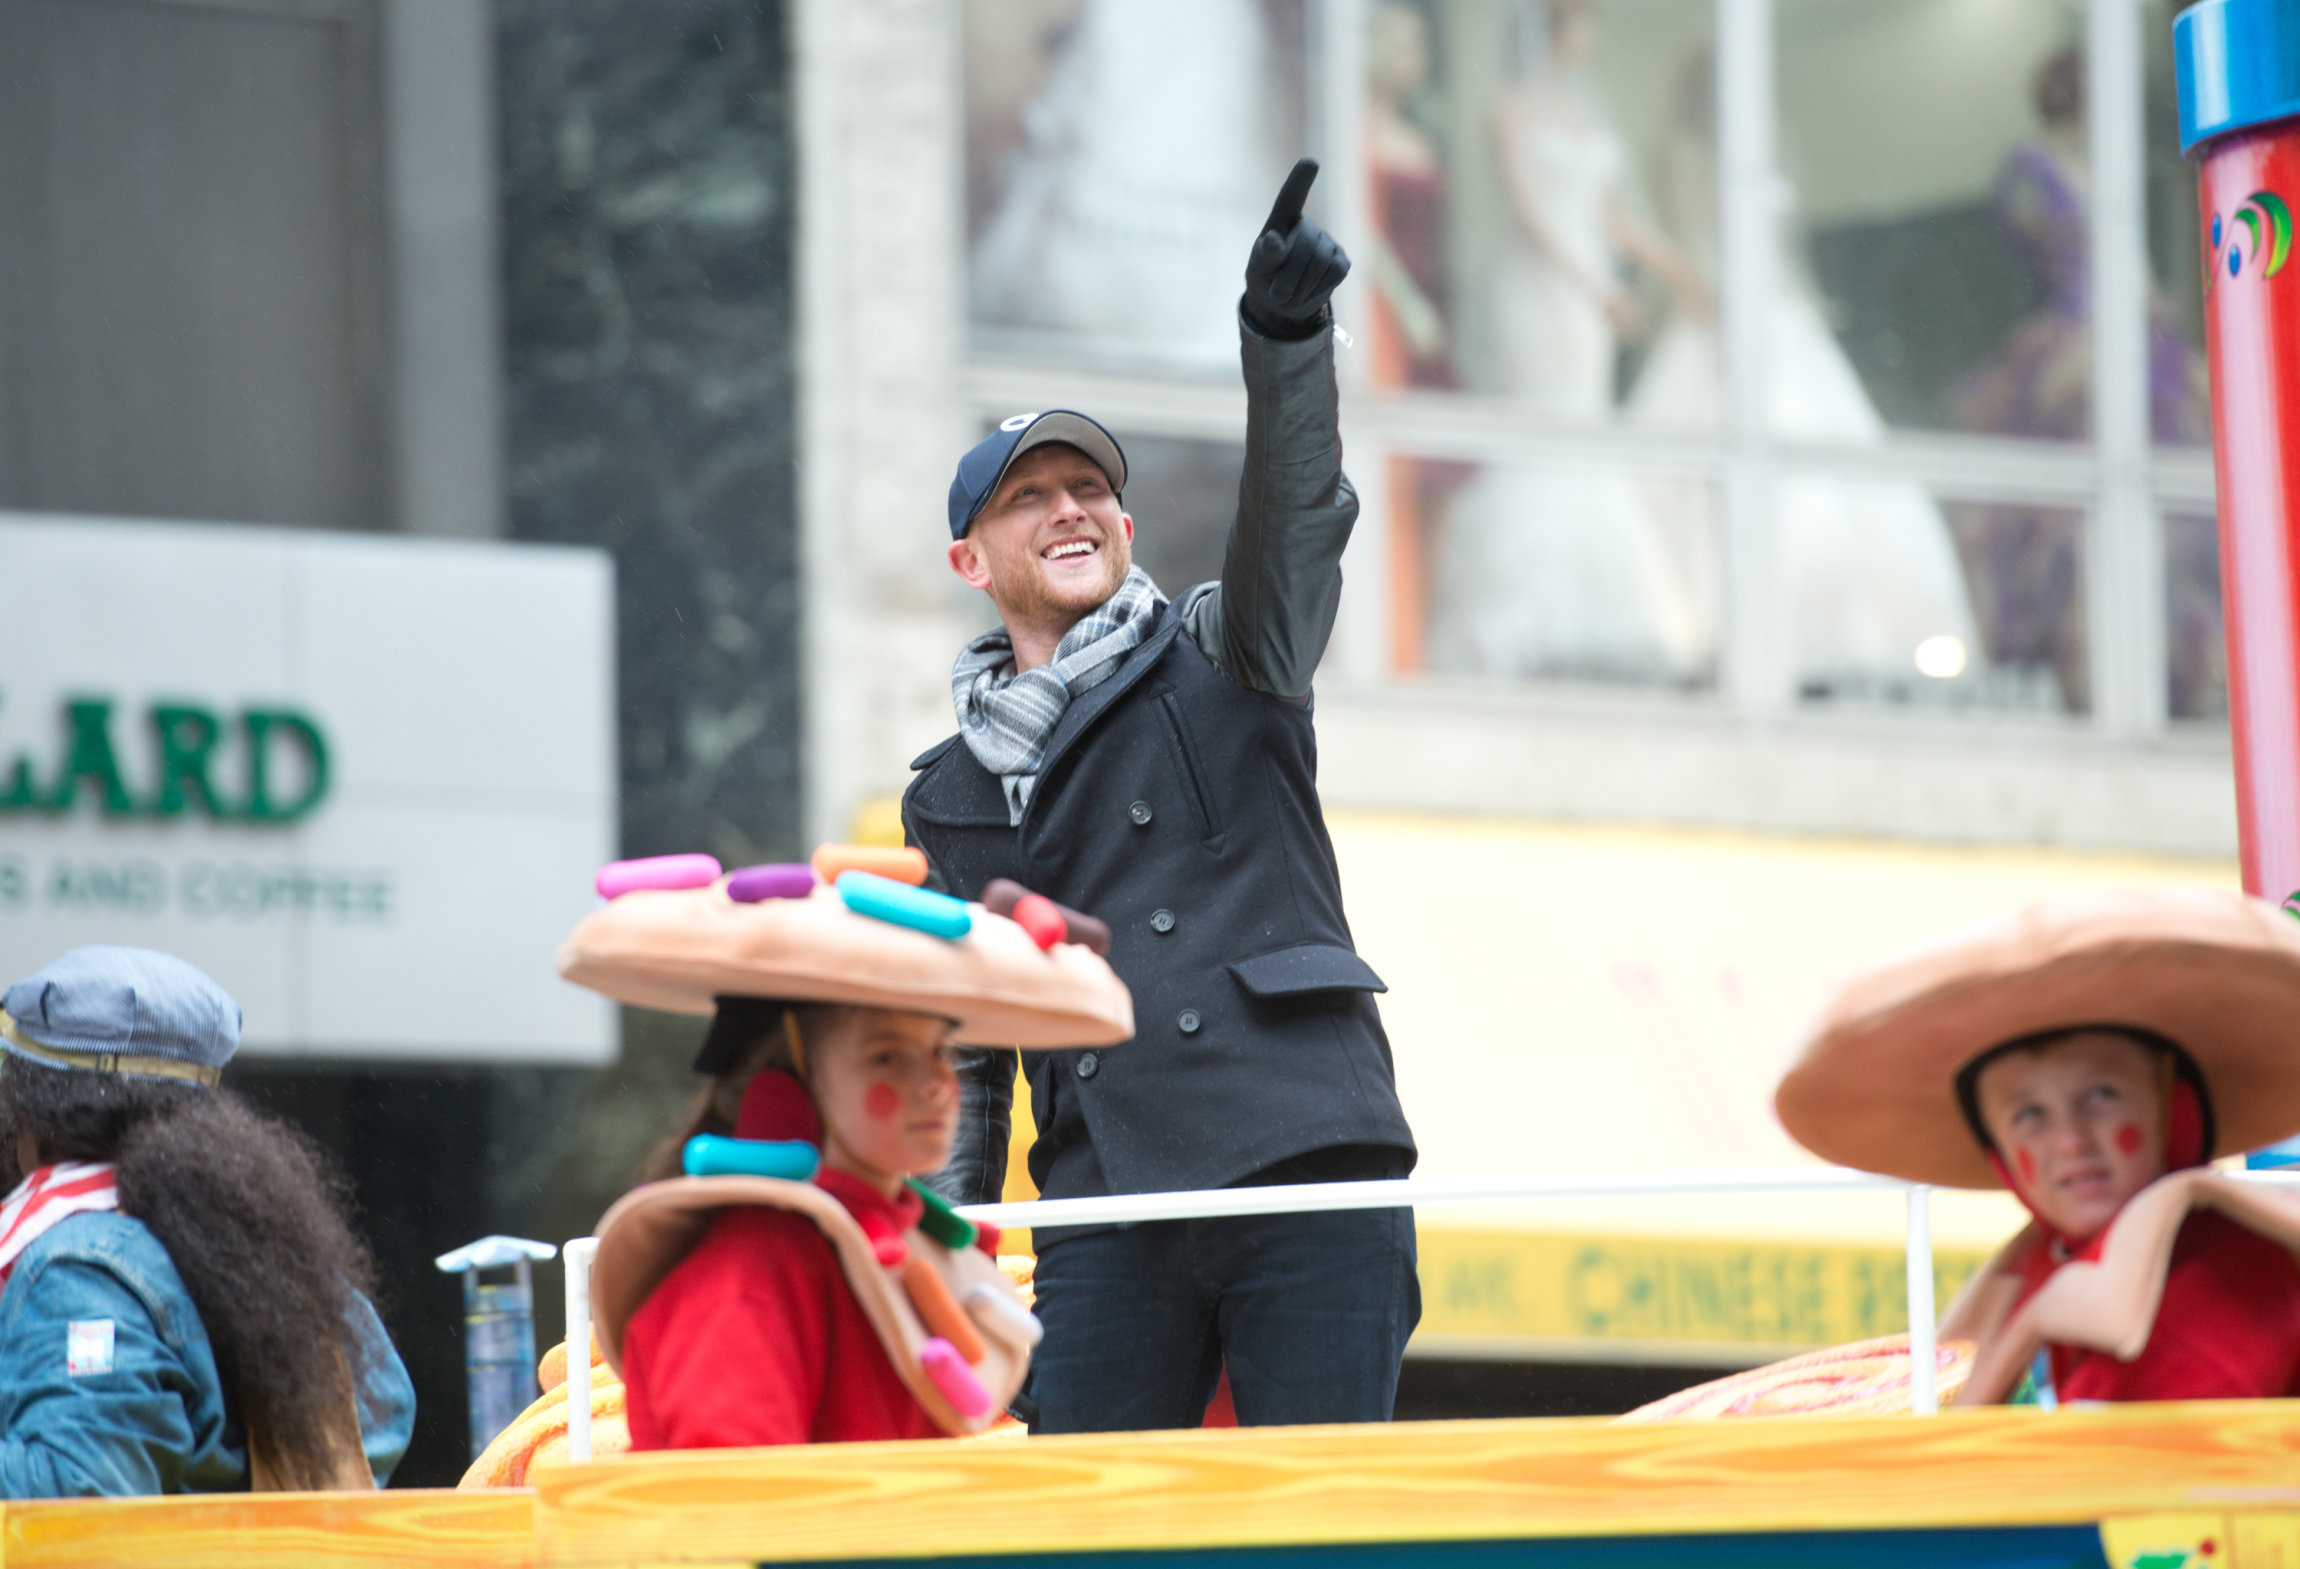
[2143,0,2212,452]
[1779,0,2095,441]
[962,0,2221,738]
[965,0,1308,373]
[1355,1,1716,412]
[1406,452,1720,686]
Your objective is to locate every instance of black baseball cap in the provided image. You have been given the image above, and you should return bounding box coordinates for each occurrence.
[947,411,1128,540]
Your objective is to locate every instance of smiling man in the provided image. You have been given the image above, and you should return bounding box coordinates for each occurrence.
[902,174,1419,1435]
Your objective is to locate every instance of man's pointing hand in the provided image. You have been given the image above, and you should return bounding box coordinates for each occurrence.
[1242,159,1351,341]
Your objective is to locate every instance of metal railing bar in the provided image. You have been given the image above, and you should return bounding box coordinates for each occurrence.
[955,1166,1905,1230]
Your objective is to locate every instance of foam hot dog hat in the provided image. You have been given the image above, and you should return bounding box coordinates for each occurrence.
[1775,886,2300,1189]
[562,847,1131,1436]
[558,845,1133,1047]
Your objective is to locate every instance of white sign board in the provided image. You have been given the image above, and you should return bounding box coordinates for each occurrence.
[0,514,617,1063]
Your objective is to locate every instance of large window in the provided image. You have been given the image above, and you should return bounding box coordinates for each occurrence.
[962,0,2220,737]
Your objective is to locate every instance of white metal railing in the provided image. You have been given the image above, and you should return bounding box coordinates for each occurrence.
[963,1168,1945,1415]
[956,1167,1900,1228]
[562,1236,598,1463]
[552,1166,2300,1458]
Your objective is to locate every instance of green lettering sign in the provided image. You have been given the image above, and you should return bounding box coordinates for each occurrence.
[241,709,329,823]
[148,704,225,818]
[0,755,36,812]
[0,693,331,825]
[45,699,135,817]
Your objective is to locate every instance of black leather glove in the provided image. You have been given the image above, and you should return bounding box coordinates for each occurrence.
[1241,213,1351,341]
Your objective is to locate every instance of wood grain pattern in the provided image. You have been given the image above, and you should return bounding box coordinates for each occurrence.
[2,1487,535,1568]
[530,1403,2300,1565]
[15,1406,2300,1567]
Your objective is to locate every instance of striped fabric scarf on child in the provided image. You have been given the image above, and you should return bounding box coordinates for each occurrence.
[951,566,1168,824]
[0,1162,119,1290]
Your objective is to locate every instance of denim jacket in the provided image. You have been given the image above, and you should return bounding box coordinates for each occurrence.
[0,1211,414,1497]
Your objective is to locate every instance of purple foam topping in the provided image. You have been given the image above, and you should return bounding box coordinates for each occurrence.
[726,862,819,904]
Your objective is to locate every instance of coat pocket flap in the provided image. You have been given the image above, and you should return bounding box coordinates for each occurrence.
[1226,944,1387,998]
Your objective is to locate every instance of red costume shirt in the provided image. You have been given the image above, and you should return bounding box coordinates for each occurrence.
[2014,1209,2300,1401]
[621,1168,942,1449]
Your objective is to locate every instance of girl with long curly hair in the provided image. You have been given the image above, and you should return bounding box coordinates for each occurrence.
[0,947,413,1496]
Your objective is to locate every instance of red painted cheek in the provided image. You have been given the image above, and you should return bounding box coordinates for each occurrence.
[2115,1123,2145,1155]
[863,1083,900,1120]
[2014,1148,2037,1184]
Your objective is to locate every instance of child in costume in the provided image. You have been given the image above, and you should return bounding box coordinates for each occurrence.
[558,861,1131,1448]
[1775,887,2300,1405]
[0,947,413,1495]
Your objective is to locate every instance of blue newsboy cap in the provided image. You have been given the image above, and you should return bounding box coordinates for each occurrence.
[0,947,241,1087]
[947,410,1128,540]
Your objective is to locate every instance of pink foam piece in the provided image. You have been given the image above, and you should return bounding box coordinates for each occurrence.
[919,1337,995,1418]
[726,862,818,903]
[595,853,723,900]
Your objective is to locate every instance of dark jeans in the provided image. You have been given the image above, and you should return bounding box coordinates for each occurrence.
[1024,1203,1420,1433]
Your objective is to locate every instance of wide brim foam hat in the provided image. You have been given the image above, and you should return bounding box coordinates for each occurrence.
[557,857,1133,1048]
[1775,887,2300,1189]
[563,849,1131,1436]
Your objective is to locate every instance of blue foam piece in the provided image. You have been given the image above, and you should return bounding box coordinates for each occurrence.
[836,869,972,940]
[682,1134,820,1182]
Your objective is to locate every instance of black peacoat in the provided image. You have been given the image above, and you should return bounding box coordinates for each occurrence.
[904,605,1417,1205]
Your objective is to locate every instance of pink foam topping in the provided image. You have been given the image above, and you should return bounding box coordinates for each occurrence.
[595,853,723,900]
[919,1337,995,1417]
[726,862,818,903]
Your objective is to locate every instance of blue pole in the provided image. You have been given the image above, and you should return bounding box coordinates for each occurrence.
[459,1257,539,1457]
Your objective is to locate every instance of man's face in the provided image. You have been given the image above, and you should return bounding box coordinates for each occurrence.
[1975,1031,2169,1242]
[947,443,1133,634]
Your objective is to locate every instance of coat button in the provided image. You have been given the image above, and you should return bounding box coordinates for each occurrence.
[1177,1010,1201,1035]
[1128,800,1153,825]
[1151,909,1176,933]
[1076,1051,1099,1079]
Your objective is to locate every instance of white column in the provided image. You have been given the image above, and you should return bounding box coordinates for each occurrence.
[1716,0,1785,715]
[380,0,504,538]
[2087,0,2165,735]
[797,0,977,846]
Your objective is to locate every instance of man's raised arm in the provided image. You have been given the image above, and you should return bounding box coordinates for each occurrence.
[1183,164,1358,703]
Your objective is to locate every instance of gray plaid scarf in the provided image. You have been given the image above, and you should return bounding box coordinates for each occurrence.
[952,567,1168,824]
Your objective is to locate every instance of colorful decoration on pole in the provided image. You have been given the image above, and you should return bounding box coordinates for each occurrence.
[2209,190,2292,282]
[2176,0,2300,909]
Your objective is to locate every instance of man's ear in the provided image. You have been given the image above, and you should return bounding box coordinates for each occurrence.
[1121,512,1134,544]
[947,535,994,591]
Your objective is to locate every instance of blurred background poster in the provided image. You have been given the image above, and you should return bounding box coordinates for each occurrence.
[0,0,2239,1477]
